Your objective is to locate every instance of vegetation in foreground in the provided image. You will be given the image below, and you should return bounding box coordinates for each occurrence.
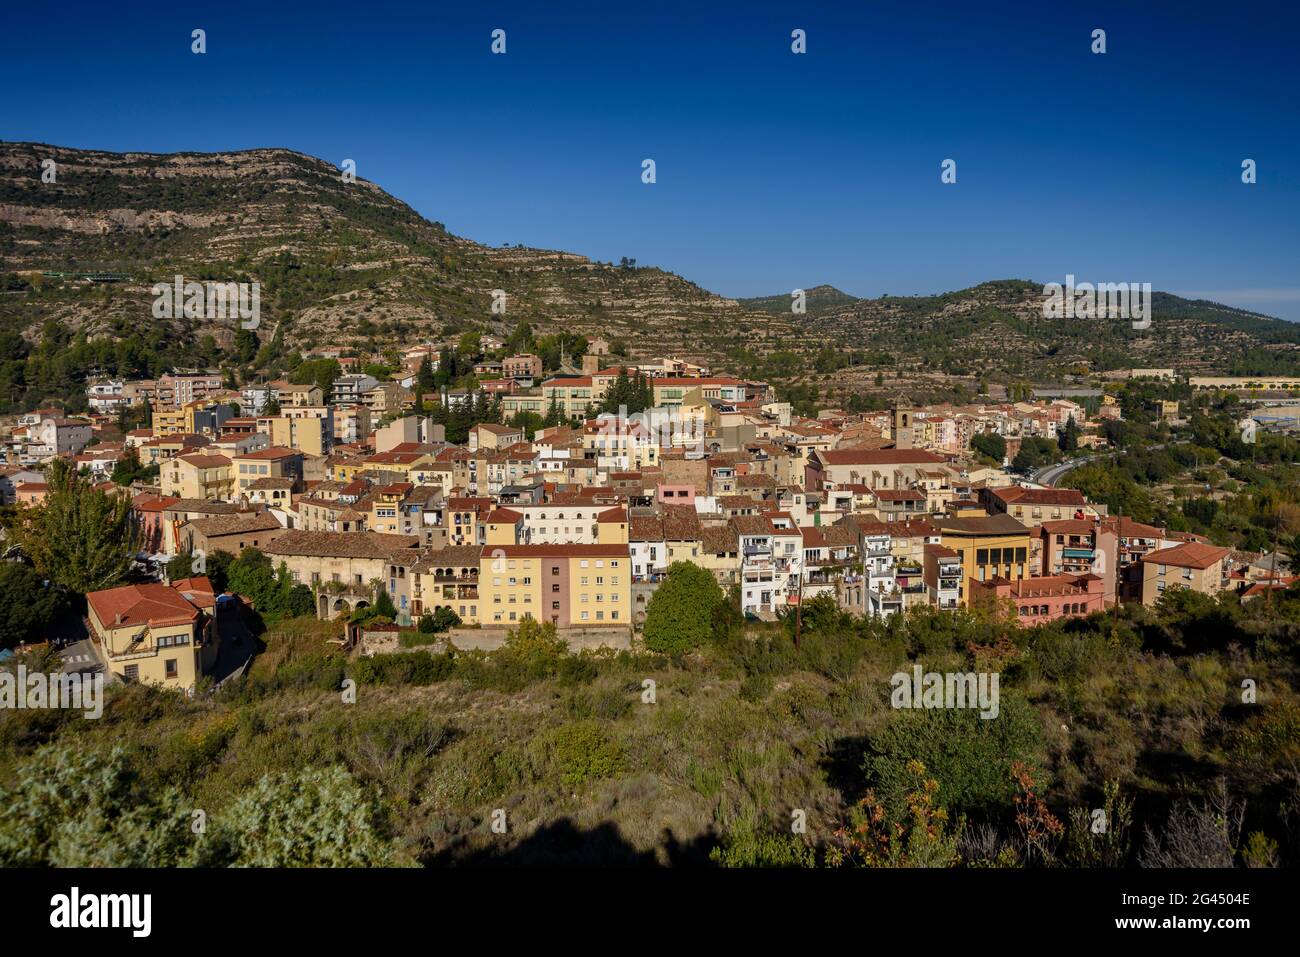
[2,575,1298,868]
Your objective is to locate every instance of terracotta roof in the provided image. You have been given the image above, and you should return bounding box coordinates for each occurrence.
[931,514,1030,536]
[993,486,1087,507]
[412,545,484,574]
[817,449,945,466]
[247,477,296,490]
[237,446,300,461]
[1142,541,1232,570]
[88,582,204,630]
[874,488,926,502]
[263,530,420,560]
[177,453,231,469]
[1040,519,1096,534]
[187,513,283,537]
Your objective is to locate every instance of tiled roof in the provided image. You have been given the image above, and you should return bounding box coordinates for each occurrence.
[88,582,205,630]
[187,513,283,537]
[1141,541,1231,570]
[263,530,420,560]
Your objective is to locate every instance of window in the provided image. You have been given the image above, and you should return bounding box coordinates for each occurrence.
[165,659,178,679]
[124,665,139,682]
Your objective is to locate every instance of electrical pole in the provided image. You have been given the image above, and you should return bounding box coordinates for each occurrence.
[794,555,804,650]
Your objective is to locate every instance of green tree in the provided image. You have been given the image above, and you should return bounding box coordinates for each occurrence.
[1058,415,1080,453]
[416,355,436,398]
[166,552,198,582]
[13,458,140,593]
[971,432,1007,463]
[0,563,65,649]
[643,561,725,654]
[291,357,342,396]
[864,694,1044,818]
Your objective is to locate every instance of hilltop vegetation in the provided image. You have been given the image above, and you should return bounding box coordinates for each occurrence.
[5,143,1300,418]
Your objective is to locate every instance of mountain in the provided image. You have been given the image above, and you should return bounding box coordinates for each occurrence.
[744,280,1300,380]
[2,141,1299,413]
[0,142,813,383]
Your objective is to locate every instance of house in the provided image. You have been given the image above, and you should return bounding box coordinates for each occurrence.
[86,578,219,690]
[180,512,286,558]
[469,422,526,452]
[161,452,233,500]
[986,486,1096,527]
[503,354,543,382]
[969,573,1105,625]
[478,543,632,629]
[1140,542,1233,605]
[805,448,947,492]
[931,514,1033,605]
[923,543,962,610]
[262,530,422,620]
[232,447,303,494]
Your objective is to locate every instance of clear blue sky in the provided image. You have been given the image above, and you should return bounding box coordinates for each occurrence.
[3,0,1298,317]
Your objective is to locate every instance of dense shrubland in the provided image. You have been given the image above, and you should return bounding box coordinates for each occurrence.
[1,585,1297,867]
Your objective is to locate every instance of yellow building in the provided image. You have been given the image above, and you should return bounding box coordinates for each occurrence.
[270,381,324,406]
[161,452,233,500]
[1140,542,1231,605]
[232,446,303,494]
[931,514,1033,604]
[152,404,188,437]
[411,544,483,623]
[541,377,599,420]
[483,507,524,546]
[480,543,631,628]
[259,409,332,456]
[86,579,218,690]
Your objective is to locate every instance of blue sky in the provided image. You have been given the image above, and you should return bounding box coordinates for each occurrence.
[3,0,1298,317]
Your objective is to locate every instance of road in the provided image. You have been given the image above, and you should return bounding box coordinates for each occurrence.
[1032,454,1101,487]
[1031,440,1183,487]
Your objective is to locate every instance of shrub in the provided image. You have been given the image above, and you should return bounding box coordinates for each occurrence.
[864,694,1044,818]
[544,720,625,787]
[643,561,724,654]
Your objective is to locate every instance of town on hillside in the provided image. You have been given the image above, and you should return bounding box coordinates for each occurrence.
[2,344,1288,693]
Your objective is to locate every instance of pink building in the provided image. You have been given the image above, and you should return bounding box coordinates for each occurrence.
[132,493,182,554]
[656,484,696,506]
[969,572,1104,625]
